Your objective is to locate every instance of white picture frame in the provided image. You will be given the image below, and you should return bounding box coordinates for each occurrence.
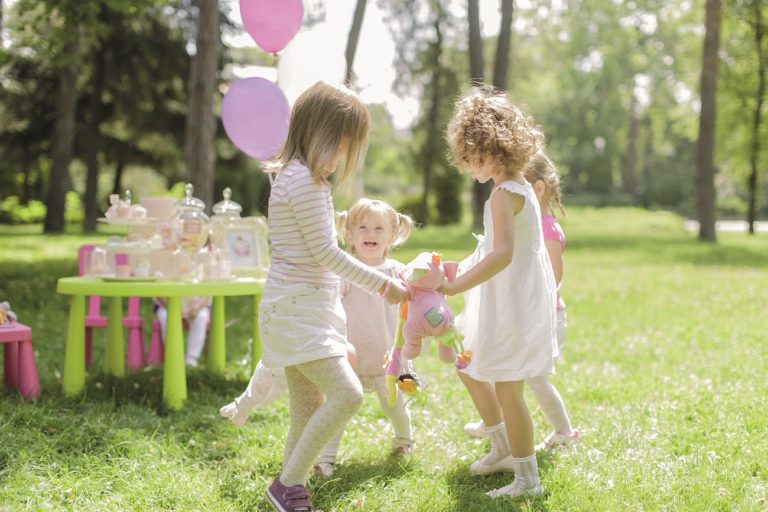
[213,216,270,277]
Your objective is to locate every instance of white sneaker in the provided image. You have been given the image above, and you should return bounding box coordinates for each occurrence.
[486,478,543,498]
[219,401,249,427]
[463,420,489,438]
[535,430,582,451]
[470,453,516,475]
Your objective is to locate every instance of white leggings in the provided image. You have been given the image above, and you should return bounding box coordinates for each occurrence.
[281,356,363,486]
[157,306,209,365]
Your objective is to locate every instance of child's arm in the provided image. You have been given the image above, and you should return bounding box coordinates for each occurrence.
[544,240,563,284]
[288,168,408,302]
[440,188,523,296]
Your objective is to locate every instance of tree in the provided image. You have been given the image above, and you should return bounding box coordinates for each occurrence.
[746,1,766,234]
[696,0,722,242]
[185,0,220,209]
[345,0,367,85]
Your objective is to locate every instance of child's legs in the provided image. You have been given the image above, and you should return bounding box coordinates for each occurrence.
[317,428,344,464]
[526,375,573,435]
[185,307,209,363]
[281,356,363,486]
[283,365,324,467]
[157,307,168,341]
[495,380,534,457]
[373,376,412,442]
[457,371,502,427]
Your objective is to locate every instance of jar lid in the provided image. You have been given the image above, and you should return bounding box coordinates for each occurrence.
[212,187,242,218]
[176,183,205,211]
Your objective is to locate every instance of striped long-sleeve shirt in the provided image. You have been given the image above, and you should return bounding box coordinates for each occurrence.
[266,160,388,294]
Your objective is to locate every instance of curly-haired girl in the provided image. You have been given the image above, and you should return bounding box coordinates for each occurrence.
[441,86,558,498]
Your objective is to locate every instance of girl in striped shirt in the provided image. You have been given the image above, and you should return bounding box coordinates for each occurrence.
[260,82,408,512]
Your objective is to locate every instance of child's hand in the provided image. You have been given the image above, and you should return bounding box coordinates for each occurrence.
[382,279,409,304]
[439,279,459,296]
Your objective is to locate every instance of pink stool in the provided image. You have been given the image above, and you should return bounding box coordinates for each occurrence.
[147,319,164,366]
[0,322,41,398]
[78,245,146,370]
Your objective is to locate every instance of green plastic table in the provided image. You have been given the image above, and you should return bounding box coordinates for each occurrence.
[56,276,264,410]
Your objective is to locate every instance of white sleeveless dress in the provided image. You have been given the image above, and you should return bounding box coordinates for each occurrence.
[458,180,558,382]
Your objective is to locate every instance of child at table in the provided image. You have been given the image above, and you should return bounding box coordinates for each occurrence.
[251,82,409,512]
[220,197,415,476]
[154,296,210,367]
[440,85,558,498]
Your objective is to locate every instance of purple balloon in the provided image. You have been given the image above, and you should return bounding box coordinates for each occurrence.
[221,78,290,161]
[240,0,304,54]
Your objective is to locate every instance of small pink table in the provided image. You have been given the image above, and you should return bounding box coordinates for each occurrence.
[0,322,41,398]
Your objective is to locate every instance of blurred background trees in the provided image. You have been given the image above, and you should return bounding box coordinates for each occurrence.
[1,0,766,237]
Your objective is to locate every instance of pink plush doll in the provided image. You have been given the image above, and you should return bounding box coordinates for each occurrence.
[385,252,471,406]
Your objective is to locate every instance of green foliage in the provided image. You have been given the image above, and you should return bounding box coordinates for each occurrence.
[1,208,767,510]
[0,197,47,224]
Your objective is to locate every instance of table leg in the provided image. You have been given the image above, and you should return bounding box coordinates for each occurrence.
[63,295,86,396]
[207,296,226,372]
[104,297,125,377]
[251,293,262,374]
[163,297,186,410]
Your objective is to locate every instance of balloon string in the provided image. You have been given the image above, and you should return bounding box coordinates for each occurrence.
[272,53,280,70]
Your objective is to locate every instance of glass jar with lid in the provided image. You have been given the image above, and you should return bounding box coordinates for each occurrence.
[210,187,243,248]
[174,183,209,250]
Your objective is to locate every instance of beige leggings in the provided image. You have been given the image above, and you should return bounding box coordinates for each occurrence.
[280,356,363,486]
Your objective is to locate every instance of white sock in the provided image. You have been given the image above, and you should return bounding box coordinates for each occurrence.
[484,422,511,462]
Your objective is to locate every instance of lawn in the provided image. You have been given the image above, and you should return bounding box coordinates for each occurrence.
[1,207,766,511]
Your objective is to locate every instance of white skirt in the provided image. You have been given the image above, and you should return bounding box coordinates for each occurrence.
[259,278,347,368]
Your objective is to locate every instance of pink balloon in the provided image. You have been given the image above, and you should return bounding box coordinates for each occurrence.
[221,78,290,160]
[240,0,304,54]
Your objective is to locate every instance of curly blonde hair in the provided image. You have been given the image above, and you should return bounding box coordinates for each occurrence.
[336,198,413,257]
[446,85,544,177]
[523,150,566,216]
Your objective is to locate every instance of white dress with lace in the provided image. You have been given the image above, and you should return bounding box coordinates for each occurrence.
[458,179,558,382]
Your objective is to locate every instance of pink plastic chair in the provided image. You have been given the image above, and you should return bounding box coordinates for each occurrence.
[77,245,146,370]
[0,322,41,398]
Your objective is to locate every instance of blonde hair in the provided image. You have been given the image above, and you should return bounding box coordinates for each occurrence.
[523,150,566,216]
[268,81,371,186]
[446,85,544,177]
[336,198,413,257]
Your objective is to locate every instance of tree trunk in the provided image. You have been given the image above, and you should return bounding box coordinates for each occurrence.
[468,0,483,84]
[641,116,653,209]
[44,39,80,234]
[470,0,514,230]
[747,3,765,235]
[112,160,125,196]
[468,0,488,230]
[185,0,220,209]
[623,94,639,201]
[695,0,721,243]
[83,12,109,232]
[493,0,514,91]
[345,0,367,86]
[420,4,444,226]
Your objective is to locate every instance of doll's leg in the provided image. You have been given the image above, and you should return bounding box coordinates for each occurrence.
[401,322,423,360]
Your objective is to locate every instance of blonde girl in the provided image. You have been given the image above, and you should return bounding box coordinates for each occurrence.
[313,198,415,475]
[463,151,581,450]
[221,198,416,477]
[257,82,408,512]
[440,86,558,498]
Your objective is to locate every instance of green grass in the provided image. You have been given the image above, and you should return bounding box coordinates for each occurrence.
[1,207,767,511]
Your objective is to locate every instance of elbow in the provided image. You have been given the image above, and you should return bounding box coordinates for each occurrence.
[496,248,513,268]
